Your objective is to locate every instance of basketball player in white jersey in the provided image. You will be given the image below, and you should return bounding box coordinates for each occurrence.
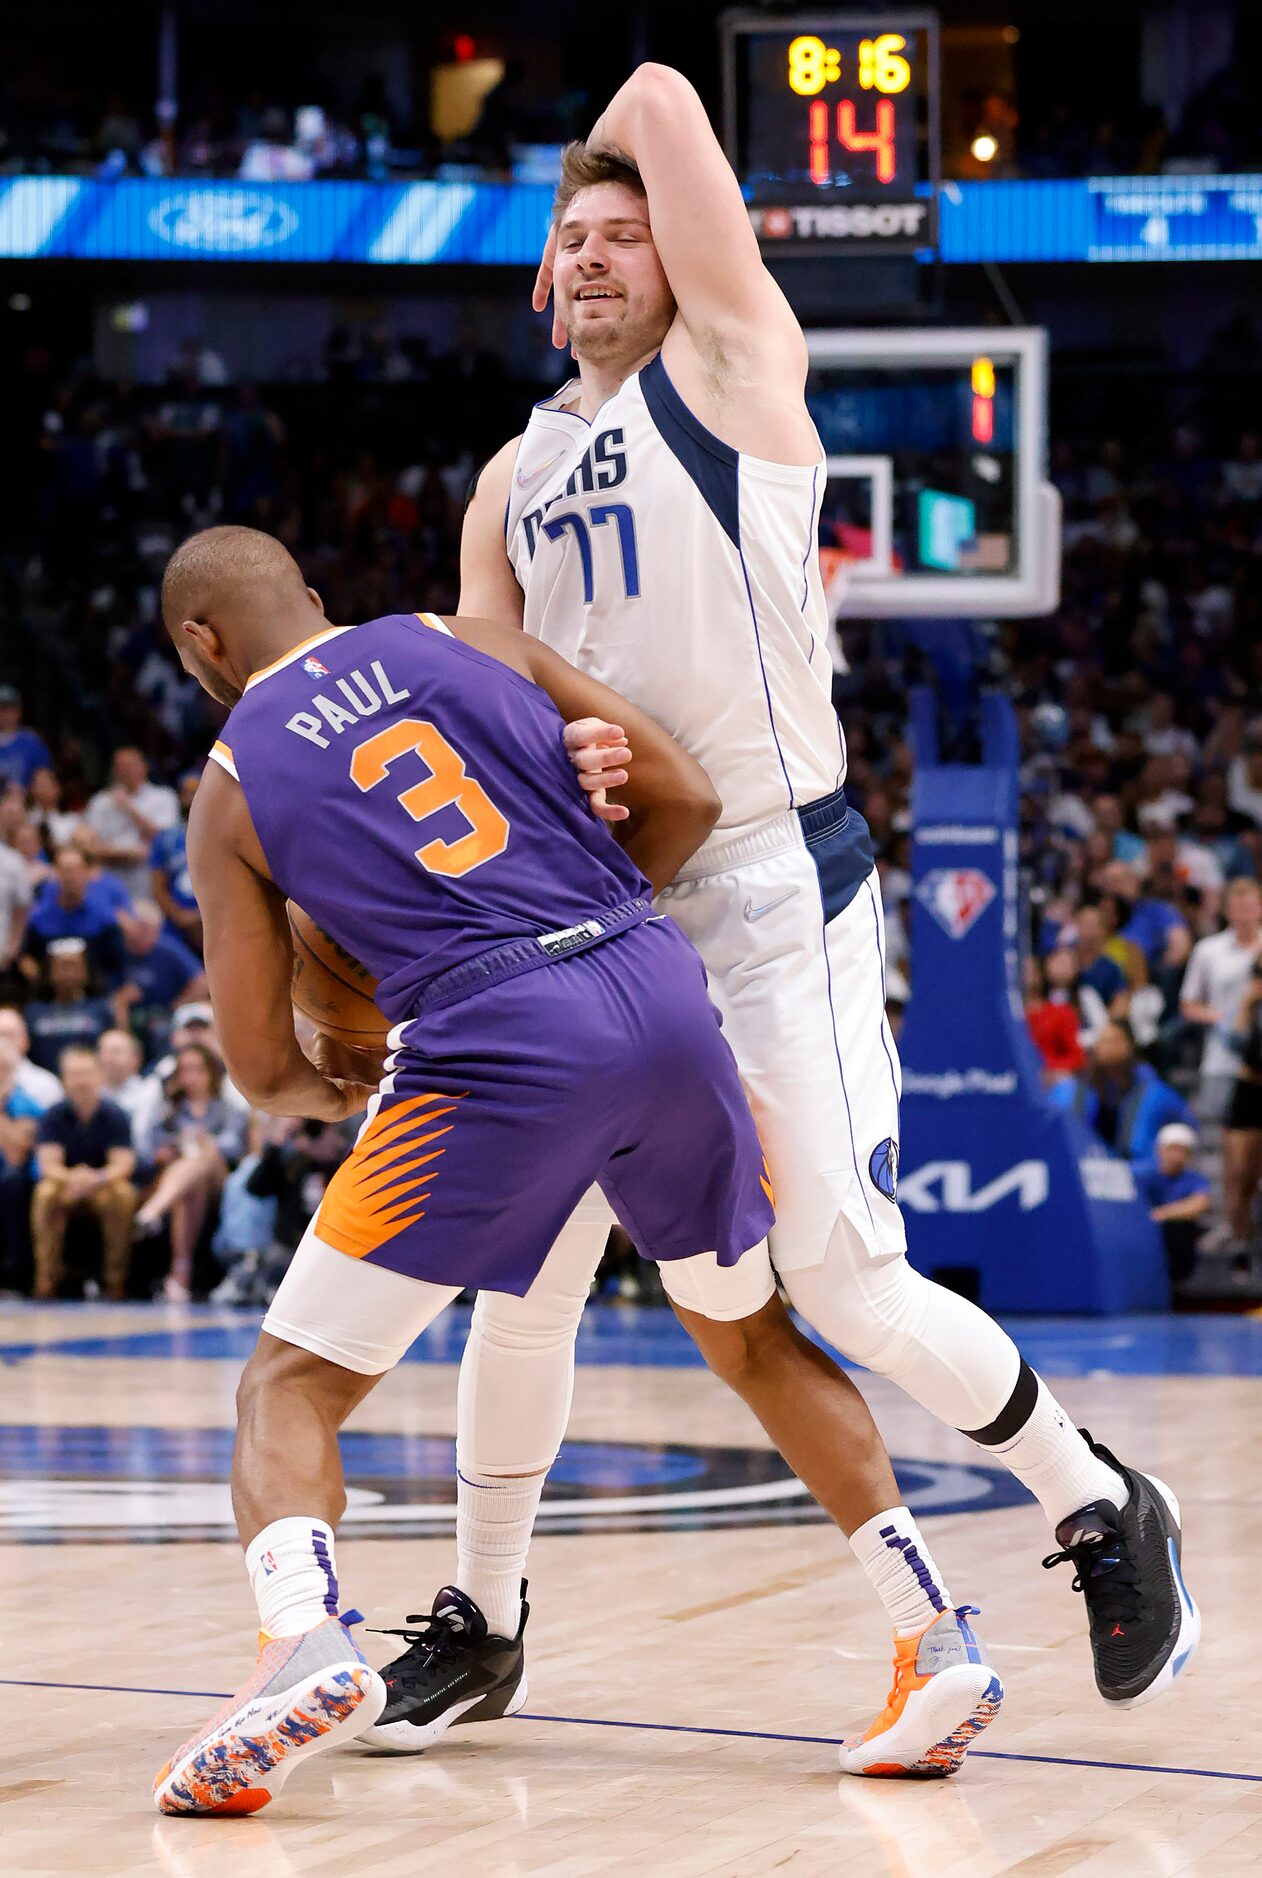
[362,64,1196,1768]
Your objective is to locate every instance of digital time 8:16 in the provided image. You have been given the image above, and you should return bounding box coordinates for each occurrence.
[789,31,911,186]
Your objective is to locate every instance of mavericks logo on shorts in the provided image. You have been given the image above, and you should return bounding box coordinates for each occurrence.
[869,1136,899,1203]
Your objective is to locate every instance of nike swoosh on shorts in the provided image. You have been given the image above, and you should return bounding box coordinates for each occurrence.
[743,889,800,922]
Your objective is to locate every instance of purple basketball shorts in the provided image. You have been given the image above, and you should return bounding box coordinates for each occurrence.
[313,916,774,1294]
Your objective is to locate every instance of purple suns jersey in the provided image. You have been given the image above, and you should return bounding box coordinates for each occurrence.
[208,612,650,1022]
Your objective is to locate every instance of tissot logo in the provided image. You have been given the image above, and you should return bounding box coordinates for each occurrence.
[149,191,299,253]
[753,201,931,243]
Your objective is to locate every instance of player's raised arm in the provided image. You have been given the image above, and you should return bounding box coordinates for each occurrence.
[442,616,721,892]
[546,62,805,369]
[459,438,525,624]
[186,763,373,1121]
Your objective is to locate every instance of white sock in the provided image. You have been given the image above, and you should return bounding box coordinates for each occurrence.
[246,1516,340,1639]
[455,1468,546,1638]
[986,1379,1128,1529]
[850,1507,954,1636]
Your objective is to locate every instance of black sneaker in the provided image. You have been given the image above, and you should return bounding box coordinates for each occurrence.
[1042,1432,1200,1708]
[357,1583,529,1753]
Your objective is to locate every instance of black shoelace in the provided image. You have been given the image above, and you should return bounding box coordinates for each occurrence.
[1042,1538,1146,1629]
[369,1612,470,1689]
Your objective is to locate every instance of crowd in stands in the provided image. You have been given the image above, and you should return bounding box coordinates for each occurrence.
[841,417,1262,1287]
[0,61,564,184]
[3,336,1262,1300]
[0,730,363,1303]
[5,36,1262,187]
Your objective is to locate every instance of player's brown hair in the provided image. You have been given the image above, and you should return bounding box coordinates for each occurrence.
[552,141,646,225]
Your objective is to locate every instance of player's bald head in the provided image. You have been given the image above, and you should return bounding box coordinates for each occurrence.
[161,525,308,635]
[162,525,327,708]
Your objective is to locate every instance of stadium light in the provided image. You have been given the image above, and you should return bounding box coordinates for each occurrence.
[971,133,998,163]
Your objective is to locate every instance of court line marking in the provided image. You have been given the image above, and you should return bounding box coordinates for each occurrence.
[2,1678,1258,1784]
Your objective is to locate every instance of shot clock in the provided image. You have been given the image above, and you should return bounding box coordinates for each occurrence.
[720,11,940,254]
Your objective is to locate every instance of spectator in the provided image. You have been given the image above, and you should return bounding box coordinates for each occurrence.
[31,1045,136,1300]
[23,939,115,1073]
[68,827,133,919]
[1133,1121,1212,1284]
[96,1028,151,1135]
[0,1027,42,1291]
[234,1113,353,1302]
[1221,952,1262,1271]
[0,783,30,846]
[1143,827,1221,927]
[0,687,52,789]
[24,845,126,985]
[150,771,203,950]
[1179,877,1262,1123]
[8,818,53,899]
[0,1007,62,1109]
[1170,811,1227,908]
[0,831,33,991]
[208,1144,280,1305]
[1025,951,1085,1081]
[134,1041,250,1301]
[1092,795,1145,867]
[1093,891,1147,985]
[1048,1019,1194,1162]
[1222,430,1262,504]
[1227,736,1262,831]
[84,747,179,902]
[112,901,206,1058]
[95,94,144,167]
[1099,861,1190,973]
[133,1001,251,1144]
[239,108,316,182]
[1189,792,1253,889]
[27,766,82,854]
[1067,903,1129,1037]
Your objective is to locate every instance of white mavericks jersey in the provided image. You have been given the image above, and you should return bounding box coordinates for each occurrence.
[506,353,846,854]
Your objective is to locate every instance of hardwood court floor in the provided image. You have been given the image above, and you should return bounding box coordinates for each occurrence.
[1,1302,1259,1876]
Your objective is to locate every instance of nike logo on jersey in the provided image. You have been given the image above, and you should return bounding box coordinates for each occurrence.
[743,888,799,922]
[515,450,567,490]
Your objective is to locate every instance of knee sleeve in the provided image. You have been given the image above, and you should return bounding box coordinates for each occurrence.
[780,1217,1021,1433]
[457,1211,603,1477]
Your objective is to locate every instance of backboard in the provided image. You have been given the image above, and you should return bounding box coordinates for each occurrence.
[807,326,1061,616]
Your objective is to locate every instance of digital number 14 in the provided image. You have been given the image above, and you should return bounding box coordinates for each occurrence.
[809,98,897,186]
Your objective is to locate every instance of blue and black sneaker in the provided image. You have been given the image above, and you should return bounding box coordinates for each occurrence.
[1043,1432,1200,1708]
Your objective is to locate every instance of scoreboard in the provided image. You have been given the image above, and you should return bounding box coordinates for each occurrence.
[721,11,939,254]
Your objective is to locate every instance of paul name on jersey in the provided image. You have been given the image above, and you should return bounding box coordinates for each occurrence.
[285,660,410,749]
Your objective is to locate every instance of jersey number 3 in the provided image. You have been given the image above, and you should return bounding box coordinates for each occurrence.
[350,719,509,877]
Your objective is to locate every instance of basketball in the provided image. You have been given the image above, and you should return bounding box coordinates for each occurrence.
[287,901,389,1051]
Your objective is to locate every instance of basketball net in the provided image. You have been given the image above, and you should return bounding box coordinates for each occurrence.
[819,546,851,674]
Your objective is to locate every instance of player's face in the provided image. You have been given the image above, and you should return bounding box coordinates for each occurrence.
[554,184,674,367]
[172,621,244,708]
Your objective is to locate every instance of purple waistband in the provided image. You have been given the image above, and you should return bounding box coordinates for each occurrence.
[412,897,653,1018]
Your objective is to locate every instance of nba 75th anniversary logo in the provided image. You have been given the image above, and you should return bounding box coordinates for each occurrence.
[916,868,996,940]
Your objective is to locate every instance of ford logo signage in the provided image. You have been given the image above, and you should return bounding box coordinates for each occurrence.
[149,190,299,253]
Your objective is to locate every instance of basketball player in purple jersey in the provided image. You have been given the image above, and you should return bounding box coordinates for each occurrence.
[149,523,791,1815]
[376,63,1196,1770]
